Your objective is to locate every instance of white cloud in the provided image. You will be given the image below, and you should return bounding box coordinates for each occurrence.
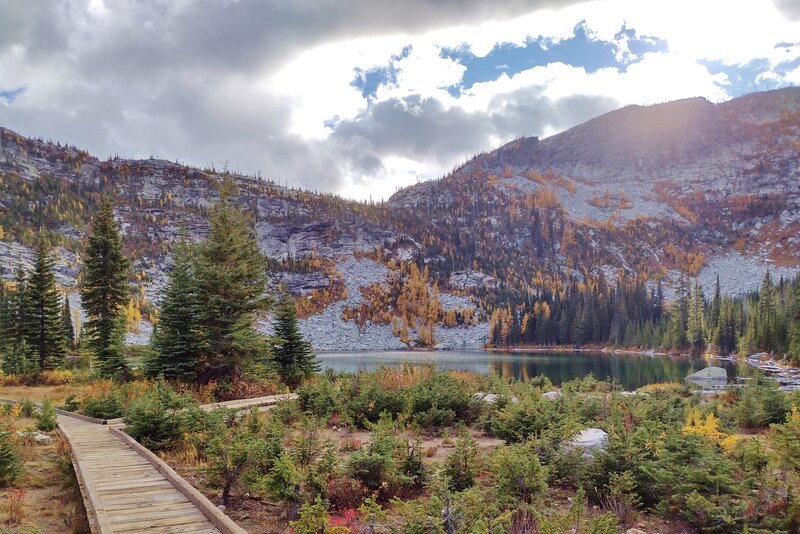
[1,0,799,201]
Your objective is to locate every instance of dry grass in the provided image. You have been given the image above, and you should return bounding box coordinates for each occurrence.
[637,382,684,395]
[3,488,25,525]
[0,384,94,406]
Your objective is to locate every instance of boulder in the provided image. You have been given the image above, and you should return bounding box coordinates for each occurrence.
[473,392,519,405]
[566,428,608,457]
[685,366,728,389]
[542,390,562,400]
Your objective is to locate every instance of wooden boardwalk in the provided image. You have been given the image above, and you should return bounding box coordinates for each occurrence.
[59,414,244,534]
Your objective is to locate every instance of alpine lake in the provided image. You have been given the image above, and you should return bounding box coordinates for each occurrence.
[316,350,747,391]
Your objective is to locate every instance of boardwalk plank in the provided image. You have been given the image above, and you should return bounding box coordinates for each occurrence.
[58,415,232,534]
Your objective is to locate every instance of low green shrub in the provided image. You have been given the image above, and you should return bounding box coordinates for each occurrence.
[36,400,57,432]
[0,429,23,486]
[124,381,197,451]
[82,391,125,419]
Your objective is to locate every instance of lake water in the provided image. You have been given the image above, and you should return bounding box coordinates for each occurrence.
[316,350,742,390]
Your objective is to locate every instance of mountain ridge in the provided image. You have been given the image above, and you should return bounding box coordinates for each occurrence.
[1,88,799,349]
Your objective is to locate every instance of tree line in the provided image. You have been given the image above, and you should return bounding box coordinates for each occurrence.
[488,270,800,360]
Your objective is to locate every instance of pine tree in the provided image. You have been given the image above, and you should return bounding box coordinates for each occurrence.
[271,292,318,388]
[62,294,75,349]
[24,237,68,370]
[147,241,201,380]
[194,179,271,382]
[80,197,131,378]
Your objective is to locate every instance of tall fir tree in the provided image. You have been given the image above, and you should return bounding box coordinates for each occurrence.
[9,266,29,349]
[62,294,75,349]
[147,240,202,380]
[686,280,705,356]
[194,179,271,382]
[24,237,68,370]
[0,284,12,350]
[667,273,689,350]
[271,292,318,388]
[80,197,131,378]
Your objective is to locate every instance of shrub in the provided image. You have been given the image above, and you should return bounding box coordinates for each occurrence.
[399,440,427,492]
[488,393,568,444]
[124,382,195,451]
[37,369,75,385]
[444,431,480,492]
[263,452,301,505]
[326,474,370,512]
[62,394,80,412]
[347,416,410,500]
[407,372,478,431]
[491,444,548,504]
[0,430,23,486]
[342,378,406,428]
[290,496,329,534]
[82,391,124,419]
[36,400,57,432]
[297,377,340,420]
[206,429,276,506]
[18,399,36,419]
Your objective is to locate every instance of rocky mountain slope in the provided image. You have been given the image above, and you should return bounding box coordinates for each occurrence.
[1,88,799,350]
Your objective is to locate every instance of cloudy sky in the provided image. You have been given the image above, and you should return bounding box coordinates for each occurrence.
[1,0,799,200]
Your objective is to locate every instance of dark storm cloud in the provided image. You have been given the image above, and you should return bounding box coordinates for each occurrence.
[0,0,605,194]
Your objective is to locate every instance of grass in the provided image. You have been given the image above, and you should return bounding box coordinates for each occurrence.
[0,384,94,407]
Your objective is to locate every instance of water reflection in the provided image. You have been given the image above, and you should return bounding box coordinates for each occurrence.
[316,351,741,390]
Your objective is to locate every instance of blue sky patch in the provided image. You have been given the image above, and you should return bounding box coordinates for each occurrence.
[0,87,25,104]
[441,23,667,96]
[702,46,800,97]
[351,45,412,100]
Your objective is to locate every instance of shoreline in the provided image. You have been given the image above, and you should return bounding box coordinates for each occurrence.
[317,345,692,358]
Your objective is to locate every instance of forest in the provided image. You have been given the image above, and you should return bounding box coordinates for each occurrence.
[485,270,800,361]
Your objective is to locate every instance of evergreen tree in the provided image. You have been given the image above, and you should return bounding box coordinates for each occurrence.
[9,266,29,348]
[757,271,778,352]
[0,285,12,349]
[710,274,722,334]
[0,340,34,375]
[80,197,131,378]
[147,241,201,380]
[667,274,689,350]
[0,429,23,485]
[686,280,705,356]
[194,179,271,382]
[271,292,318,388]
[24,237,68,370]
[715,297,739,355]
[62,294,75,349]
